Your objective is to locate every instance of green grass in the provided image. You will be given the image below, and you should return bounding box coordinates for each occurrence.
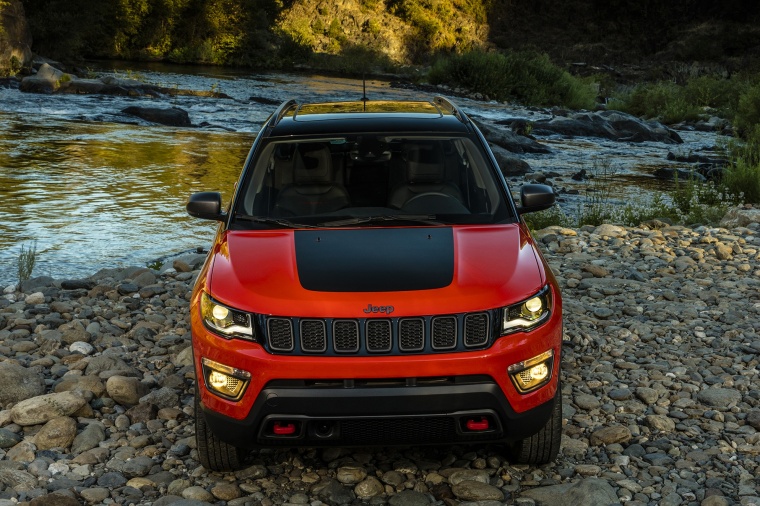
[18,241,38,283]
[608,75,755,126]
[723,126,760,204]
[734,82,760,138]
[523,159,742,231]
[427,49,597,109]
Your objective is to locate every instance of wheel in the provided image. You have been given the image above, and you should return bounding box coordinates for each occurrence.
[509,389,562,464]
[194,392,248,471]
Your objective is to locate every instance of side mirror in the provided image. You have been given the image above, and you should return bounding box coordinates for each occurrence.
[518,184,555,214]
[187,192,226,221]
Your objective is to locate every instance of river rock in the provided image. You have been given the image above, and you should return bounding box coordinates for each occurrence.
[355,476,384,499]
[590,425,632,445]
[138,386,178,410]
[0,468,37,491]
[0,362,46,407]
[29,493,81,506]
[70,422,106,454]
[0,428,22,448]
[531,110,682,144]
[697,388,742,409]
[106,375,150,406]
[34,416,77,450]
[473,118,551,154]
[122,106,191,127]
[337,466,367,484]
[451,480,504,501]
[720,207,760,228]
[520,477,618,505]
[492,145,532,176]
[19,62,65,93]
[10,391,86,426]
[388,490,431,506]
[448,469,491,485]
[646,414,676,432]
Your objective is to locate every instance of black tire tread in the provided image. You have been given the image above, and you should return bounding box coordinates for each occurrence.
[511,389,562,465]
[195,394,247,471]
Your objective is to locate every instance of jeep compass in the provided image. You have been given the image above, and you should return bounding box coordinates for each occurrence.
[186,97,563,471]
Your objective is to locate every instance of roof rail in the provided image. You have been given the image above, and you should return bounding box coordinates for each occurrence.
[266,99,298,131]
[433,96,469,125]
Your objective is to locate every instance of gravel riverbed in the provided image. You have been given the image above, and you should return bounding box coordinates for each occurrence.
[1,217,759,506]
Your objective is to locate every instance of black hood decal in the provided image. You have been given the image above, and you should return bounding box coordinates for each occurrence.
[295,228,454,292]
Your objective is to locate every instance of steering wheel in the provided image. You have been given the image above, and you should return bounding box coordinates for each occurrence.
[401,192,470,214]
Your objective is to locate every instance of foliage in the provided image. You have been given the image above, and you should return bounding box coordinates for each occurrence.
[427,49,597,109]
[309,44,399,75]
[723,126,760,203]
[17,241,37,283]
[23,0,281,66]
[524,159,740,231]
[609,75,754,125]
[608,81,702,124]
[734,82,760,138]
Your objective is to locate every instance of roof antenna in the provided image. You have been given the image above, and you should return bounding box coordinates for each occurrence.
[361,73,368,111]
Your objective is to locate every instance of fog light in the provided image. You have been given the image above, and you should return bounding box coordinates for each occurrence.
[508,350,554,394]
[201,357,251,400]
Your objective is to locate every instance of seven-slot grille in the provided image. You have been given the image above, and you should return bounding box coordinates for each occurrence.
[263,312,492,355]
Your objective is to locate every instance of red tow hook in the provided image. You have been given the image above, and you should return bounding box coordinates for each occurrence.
[465,417,490,431]
[272,421,297,435]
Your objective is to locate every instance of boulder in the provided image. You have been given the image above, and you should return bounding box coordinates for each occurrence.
[122,106,191,127]
[0,362,46,408]
[720,207,760,228]
[653,167,706,182]
[19,62,67,93]
[491,145,532,176]
[10,391,87,426]
[472,118,551,154]
[0,0,32,71]
[531,110,683,144]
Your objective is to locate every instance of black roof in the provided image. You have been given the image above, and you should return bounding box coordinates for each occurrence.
[265,98,474,138]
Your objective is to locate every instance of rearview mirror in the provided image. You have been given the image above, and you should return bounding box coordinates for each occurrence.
[187,192,226,221]
[518,184,555,214]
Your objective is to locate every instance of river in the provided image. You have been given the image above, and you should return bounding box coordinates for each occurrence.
[0,62,722,286]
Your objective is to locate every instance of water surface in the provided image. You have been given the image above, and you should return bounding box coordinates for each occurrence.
[0,64,722,285]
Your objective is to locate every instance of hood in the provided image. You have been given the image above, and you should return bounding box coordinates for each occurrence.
[207,224,545,318]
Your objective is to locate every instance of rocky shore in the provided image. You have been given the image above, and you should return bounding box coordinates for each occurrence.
[1,215,759,506]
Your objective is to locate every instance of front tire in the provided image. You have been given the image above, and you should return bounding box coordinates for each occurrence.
[195,392,248,471]
[509,388,562,464]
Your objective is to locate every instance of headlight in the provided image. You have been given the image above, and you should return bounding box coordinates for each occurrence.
[501,287,551,334]
[200,292,255,339]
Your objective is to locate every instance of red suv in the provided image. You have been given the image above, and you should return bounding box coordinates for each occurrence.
[186,97,563,471]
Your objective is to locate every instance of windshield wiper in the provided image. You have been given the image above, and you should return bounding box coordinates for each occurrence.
[319,214,442,227]
[234,214,316,229]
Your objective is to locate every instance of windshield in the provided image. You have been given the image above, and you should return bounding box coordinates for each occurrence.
[232,135,512,228]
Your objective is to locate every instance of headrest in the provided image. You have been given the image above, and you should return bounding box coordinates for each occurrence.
[294,144,332,184]
[404,142,444,183]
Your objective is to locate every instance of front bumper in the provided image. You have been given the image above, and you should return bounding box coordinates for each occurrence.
[199,375,559,448]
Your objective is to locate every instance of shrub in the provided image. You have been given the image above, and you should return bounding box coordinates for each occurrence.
[609,81,701,124]
[18,241,37,283]
[427,50,596,109]
[610,75,752,125]
[723,126,760,203]
[734,82,760,138]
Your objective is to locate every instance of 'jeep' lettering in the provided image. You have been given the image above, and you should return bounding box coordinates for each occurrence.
[363,304,395,315]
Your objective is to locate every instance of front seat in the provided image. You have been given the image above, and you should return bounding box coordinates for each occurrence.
[273,144,351,216]
[387,141,463,210]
